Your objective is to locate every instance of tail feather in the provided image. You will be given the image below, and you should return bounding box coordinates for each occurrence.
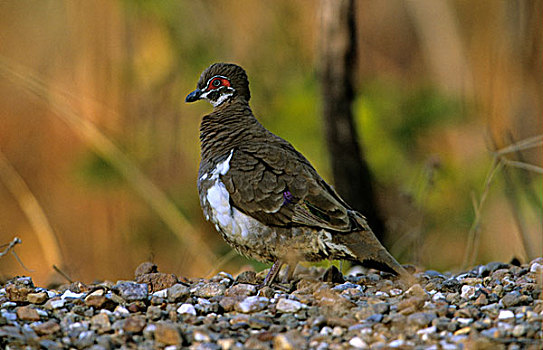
[336,229,415,285]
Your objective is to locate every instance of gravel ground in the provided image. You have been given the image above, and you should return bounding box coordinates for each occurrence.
[0,258,541,349]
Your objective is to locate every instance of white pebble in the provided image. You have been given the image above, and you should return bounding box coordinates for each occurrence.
[457,317,473,326]
[61,290,85,300]
[50,299,66,309]
[276,298,304,313]
[177,303,196,316]
[349,336,368,349]
[114,305,129,315]
[460,285,477,299]
[319,326,332,335]
[389,288,403,296]
[498,310,515,320]
[530,262,542,273]
[152,289,168,298]
[432,292,446,301]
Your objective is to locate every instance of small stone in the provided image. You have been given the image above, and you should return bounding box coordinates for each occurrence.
[313,286,354,313]
[135,273,178,292]
[273,330,305,350]
[153,289,168,298]
[177,303,197,316]
[442,278,461,293]
[16,306,40,321]
[235,296,269,313]
[113,281,148,301]
[154,322,182,345]
[5,283,32,302]
[498,310,514,320]
[90,313,111,333]
[32,319,61,335]
[26,292,48,304]
[530,262,542,273]
[218,296,239,312]
[235,270,258,284]
[276,298,304,313]
[349,336,368,349]
[407,312,437,328]
[123,316,146,333]
[49,299,66,309]
[397,296,425,314]
[512,324,527,337]
[332,326,344,337]
[461,285,477,299]
[167,283,190,303]
[135,262,158,277]
[453,327,471,335]
[406,284,428,299]
[225,284,257,297]
[193,282,226,298]
[473,293,488,306]
[502,292,527,307]
[84,295,116,310]
[61,290,85,299]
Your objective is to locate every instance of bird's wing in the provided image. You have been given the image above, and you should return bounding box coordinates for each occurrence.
[220,143,354,231]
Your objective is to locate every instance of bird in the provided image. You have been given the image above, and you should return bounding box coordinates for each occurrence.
[186,63,414,286]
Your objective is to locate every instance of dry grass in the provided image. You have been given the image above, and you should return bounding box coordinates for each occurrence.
[0,56,218,273]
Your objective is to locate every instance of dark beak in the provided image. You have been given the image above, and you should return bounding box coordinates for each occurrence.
[185,89,202,103]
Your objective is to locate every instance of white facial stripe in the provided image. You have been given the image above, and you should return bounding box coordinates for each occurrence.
[200,87,235,107]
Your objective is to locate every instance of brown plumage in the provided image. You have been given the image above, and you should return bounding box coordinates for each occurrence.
[186,63,414,286]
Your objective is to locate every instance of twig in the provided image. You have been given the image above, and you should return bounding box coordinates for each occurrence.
[0,237,33,272]
[500,158,543,174]
[53,265,73,283]
[494,134,543,156]
[0,237,22,258]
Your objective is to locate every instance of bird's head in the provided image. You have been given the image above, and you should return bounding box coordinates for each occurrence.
[185,63,250,107]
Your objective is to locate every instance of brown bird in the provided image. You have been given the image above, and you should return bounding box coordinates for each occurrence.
[186,63,413,286]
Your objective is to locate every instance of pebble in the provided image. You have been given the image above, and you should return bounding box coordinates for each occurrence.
[177,303,197,316]
[497,310,514,320]
[26,292,48,304]
[16,306,40,321]
[0,260,539,349]
[154,322,182,346]
[235,296,269,313]
[113,281,148,301]
[276,298,304,313]
[349,336,368,348]
[167,283,190,303]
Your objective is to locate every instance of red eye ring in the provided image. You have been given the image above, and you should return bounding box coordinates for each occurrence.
[207,76,231,91]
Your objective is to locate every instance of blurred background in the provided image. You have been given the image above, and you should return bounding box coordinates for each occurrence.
[0,1,541,287]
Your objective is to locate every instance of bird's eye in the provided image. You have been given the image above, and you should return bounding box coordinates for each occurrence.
[212,79,221,87]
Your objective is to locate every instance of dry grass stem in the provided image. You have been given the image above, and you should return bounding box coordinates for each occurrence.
[0,151,63,269]
[0,237,32,272]
[0,237,22,258]
[495,134,543,156]
[462,158,504,270]
[53,265,74,283]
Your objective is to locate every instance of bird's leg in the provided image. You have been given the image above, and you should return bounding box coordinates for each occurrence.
[261,260,283,287]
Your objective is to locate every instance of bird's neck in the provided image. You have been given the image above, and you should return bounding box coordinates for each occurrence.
[199,98,263,163]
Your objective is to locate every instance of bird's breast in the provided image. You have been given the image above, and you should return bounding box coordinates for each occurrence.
[198,149,264,245]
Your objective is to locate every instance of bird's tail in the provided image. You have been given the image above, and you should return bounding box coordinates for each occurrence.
[336,214,416,285]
